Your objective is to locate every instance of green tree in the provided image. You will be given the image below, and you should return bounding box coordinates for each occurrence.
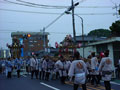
[110,20,120,37]
[88,29,111,37]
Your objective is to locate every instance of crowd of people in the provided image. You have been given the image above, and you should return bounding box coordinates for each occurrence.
[0,50,119,90]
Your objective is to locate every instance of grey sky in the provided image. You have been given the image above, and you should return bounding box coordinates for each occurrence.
[0,0,120,49]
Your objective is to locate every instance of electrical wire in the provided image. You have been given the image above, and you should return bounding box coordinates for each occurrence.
[16,0,68,9]
[3,0,113,9]
[0,8,115,15]
[0,8,62,15]
[3,0,64,9]
[44,12,65,29]
[0,30,81,35]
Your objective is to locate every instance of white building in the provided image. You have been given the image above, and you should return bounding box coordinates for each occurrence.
[78,37,120,66]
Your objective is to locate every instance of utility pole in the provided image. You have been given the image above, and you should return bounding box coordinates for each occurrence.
[43,27,46,55]
[71,0,76,43]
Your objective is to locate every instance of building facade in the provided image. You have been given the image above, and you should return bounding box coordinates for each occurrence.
[11,31,49,57]
[78,37,120,66]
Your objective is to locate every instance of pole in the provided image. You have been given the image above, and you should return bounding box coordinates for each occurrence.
[71,0,76,43]
[74,14,84,58]
[43,27,46,55]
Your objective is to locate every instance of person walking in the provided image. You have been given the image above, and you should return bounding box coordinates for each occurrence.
[55,55,68,84]
[15,58,22,78]
[30,55,38,79]
[68,52,87,90]
[98,50,114,90]
[6,58,13,78]
[91,52,99,86]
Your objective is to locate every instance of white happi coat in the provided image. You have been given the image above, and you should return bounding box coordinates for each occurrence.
[42,59,47,71]
[86,61,91,74]
[68,60,87,84]
[30,58,38,70]
[98,57,114,81]
[91,57,99,75]
[55,60,69,77]
[38,58,43,71]
[66,61,71,71]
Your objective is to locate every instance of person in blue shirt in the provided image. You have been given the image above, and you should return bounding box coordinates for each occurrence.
[15,58,22,78]
[6,58,13,78]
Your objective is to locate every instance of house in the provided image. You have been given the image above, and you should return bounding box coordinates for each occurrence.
[77,37,120,66]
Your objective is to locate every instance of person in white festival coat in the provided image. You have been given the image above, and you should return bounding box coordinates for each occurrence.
[91,52,99,86]
[55,55,68,84]
[98,50,114,90]
[30,55,39,79]
[68,52,87,90]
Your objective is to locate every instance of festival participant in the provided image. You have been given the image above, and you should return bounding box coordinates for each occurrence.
[15,58,23,78]
[86,55,92,83]
[41,56,47,80]
[38,57,43,80]
[44,56,54,81]
[30,55,39,79]
[66,57,72,79]
[6,58,13,78]
[91,52,99,86]
[68,52,87,90]
[1,58,6,74]
[26,56,31,75]
[55,55,68,84]
[98,50,114,90]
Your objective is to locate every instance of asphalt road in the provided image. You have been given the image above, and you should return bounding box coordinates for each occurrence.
[0,74,120,90]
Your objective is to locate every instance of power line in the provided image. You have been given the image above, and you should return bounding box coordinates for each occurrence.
[16,0,67,9]
[0,8,115,15]
[0,8,62,15]
[3,0,114,9]
[45,13,65,29]
[3,0,63,9]
[0,30,82,35]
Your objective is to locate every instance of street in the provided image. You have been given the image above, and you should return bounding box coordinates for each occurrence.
[0,74,120,90]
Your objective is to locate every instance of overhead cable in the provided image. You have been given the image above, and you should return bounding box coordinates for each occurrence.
[3,0,113,9]
[0,8,115,15]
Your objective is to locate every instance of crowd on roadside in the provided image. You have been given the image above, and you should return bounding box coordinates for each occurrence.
[0,50,120,90]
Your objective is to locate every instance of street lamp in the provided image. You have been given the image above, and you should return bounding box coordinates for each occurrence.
[65,11,85,58]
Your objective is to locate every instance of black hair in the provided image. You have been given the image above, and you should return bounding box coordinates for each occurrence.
[60,55,64,59]
[91,52,95,57]
[104,50,109,57]
[74,51,80,60]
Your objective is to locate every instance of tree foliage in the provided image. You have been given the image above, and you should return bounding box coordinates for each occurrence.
[110,20,120,37]
[88,29,111,37]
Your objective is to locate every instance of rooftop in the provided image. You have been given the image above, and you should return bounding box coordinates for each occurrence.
[76,35,107,41]
[11,31,49,37]
[88,37,120,46]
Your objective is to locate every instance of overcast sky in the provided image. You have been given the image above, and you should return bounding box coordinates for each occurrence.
[0,0,120,49]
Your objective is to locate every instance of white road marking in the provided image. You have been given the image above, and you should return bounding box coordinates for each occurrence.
[22,75,27,77]
[110,81,120,85]
[40,82,60,90]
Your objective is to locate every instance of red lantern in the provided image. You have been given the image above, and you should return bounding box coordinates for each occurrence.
[100,52,104,58]
[55,42,59,48]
